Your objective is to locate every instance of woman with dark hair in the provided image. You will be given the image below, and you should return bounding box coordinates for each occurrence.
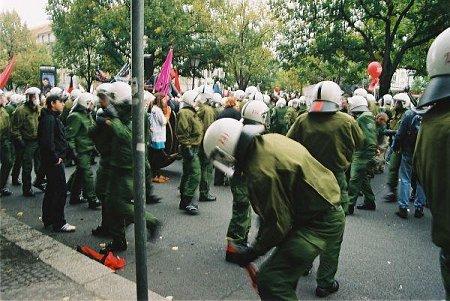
[149,93,169,183]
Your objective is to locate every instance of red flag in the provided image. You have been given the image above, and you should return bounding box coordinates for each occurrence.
[67,76,74,93]
[155,48,173,95]
[0,57,16,89]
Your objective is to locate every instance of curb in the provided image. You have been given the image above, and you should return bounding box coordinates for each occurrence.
[0,211,167,301]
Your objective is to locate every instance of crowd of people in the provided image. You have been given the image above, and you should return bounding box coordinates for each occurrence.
[0,28,448,300]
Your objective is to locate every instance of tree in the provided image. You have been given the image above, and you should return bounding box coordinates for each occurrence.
[0,11,32,60]
[271,0,450,95]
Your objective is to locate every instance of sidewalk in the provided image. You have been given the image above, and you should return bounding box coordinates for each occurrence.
[0,211,166,301]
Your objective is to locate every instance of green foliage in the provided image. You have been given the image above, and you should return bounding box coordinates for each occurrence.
[271,0,450,94]
[0,11,52,89]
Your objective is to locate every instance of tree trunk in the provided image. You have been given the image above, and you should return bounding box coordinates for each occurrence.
[379,52,394,96]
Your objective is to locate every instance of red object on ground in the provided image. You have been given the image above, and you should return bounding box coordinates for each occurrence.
[226,243,258,291]
[0,57,16,89]
[77,245,126,271]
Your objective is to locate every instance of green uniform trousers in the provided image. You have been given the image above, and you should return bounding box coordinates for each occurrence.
[441,249,450,300]
[11,143,22,183]
[257,206,345,301]
[179,146,201,198]
[226,173,252,245]
[108,166,159,243]
[68,152,96,202]
[348,157,375,207]
[0,139,14,189]
[22,140,40,193]
[95,158,111,231]
[334,171,349,213]
[199,147,213,197]
[387,152,402,193]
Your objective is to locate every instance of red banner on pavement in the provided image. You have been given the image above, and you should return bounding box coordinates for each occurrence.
[0,57,16,89]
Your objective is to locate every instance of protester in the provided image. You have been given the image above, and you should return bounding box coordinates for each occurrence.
[149,93,169,183]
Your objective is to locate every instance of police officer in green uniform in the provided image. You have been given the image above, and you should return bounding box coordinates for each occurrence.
[385,93,409,202]
[7,94,24,186]
[225,100,270,259]
[0,90,14,196]
[287,81,364,215]
[270,98,288,134]
[204,118,345,299]
[347,95,377,214]
[66,92,100,209]
[196,86,217,202]
[11,87,41,197]
[176,90,204,215]
[284,98,300,130]
[413,28,450,299]
[99,81,160,253]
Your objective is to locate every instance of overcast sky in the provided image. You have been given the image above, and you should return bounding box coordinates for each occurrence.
[0,0,50,28]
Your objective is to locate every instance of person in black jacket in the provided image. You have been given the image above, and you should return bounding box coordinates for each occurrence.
[38,94,76,232]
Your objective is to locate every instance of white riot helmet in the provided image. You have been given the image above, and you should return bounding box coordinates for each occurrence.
[244,86,259,97]
[263,94,271,105]
[110,81,132,105]
[418,28,450,108]
[196,84,214,104]
[10,94,22,105]
[287,99,293,107]
[248,91,264,102]
[241,100,269,126]
[383,94,393,106]
[95,83,114,103]
[348,95,369,113]
[25,87,41,106]
[276,98,286,108]
[73,92,95,109]
[181,89,201,108]
[203,118,244,176]
[366,93,376,104]
[291,98,300,109]
[48,87,69,101]
[70,88,82,101]
[353,88,368,99]
[233,90,245,101]
[309,81,342,113]
[393,92,411,108]
[299,96,306,105]
[211,93,223,106]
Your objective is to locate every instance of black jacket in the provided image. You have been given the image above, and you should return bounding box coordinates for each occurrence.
[38,108,68,165]
[218,107,241,120]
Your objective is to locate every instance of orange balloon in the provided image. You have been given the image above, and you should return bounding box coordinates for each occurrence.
[368,61,382,78]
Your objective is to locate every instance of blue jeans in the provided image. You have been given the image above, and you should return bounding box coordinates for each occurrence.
[397,152,426,209]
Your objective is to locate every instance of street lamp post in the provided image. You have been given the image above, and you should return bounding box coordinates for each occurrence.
[190,56,200,89]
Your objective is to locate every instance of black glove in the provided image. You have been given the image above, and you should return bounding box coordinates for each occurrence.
[228,245,258,267]
[96,115,107,126]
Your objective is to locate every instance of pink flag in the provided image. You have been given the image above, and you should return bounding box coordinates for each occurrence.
[0,57,16,89]
[154,48,173,95]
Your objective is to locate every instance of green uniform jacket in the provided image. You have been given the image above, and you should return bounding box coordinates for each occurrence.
[0,107,11,142]
[197,104,217,134]
[5,103,18,116]
[287,111,364,173]
[176,107,203,146]
[66,108,95,154]
[354,112,377,159]
[270,106,288,134]
[11,103,40,142]
[284,107,298,129]
[90,122,113,159]
[414,103,450,250]
[244,134,341,255]
[390,107,406,130]
[60,99,74,125]
[109,118,133,169]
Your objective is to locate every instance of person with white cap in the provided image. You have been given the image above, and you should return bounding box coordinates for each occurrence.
[413,27,450,298]
[66,92,100,209]
[11,87,42,197]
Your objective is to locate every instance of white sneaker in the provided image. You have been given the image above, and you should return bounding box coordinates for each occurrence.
[57,223,76,232]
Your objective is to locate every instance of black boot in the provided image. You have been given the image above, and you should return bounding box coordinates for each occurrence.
[315,280,339,298]
[346,205,355,215]
[88,199,101,210]
[414,207,424,218]
[357,203,376,211]
[199,193,216,202]
[147,221,161,242]
[179,196,191,210]
[384,192,396,203]
[185,203,199,215]
[100,239,127,254]
[91,225,111,237]
[395,207,408,219]
[0,188,12,196]
[146,194,161,204]
[33,181,46,192]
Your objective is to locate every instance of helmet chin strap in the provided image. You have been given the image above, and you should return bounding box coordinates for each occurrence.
[235,124,265,171]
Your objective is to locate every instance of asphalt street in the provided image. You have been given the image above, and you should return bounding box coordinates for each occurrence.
[0,159,445,300]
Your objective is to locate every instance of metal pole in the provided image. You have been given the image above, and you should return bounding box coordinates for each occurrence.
[192,69,195,89]
[131,0,148,300]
